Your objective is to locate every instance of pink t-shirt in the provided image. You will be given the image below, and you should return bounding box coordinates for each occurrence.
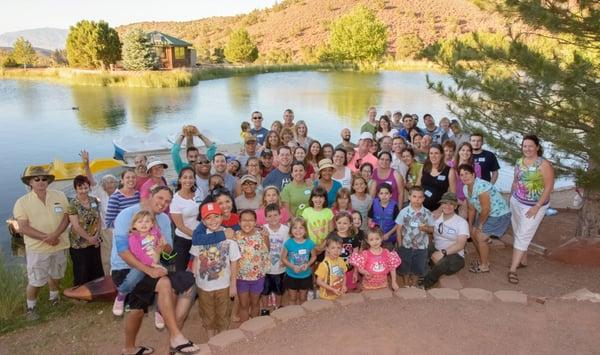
[128,227,162,266]
[139,177,167,200]
[347,149,378,173]
[256,206,290,226]
[349,249,401,290]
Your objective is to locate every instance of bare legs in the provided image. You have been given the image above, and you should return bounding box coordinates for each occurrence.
[471,230,490,270]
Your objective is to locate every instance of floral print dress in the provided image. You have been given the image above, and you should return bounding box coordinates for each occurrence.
[67,195,101,249]
[235,230,271,281]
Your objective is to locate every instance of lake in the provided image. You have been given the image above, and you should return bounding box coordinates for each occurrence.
[0,70,570,262]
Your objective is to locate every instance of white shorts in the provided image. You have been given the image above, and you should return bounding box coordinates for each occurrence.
[510,197,548,251]
[26,249,68,287]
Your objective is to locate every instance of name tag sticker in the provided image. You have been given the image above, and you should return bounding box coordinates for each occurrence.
[409,221,420,228]
[528,166,536,172]
[447,228,457,235]
[304,189,311,195]
[331,265,342,274]
[298,249,307,255]
[424,190,433,197]
[437,175,446,181]
[479,157,486,163]
[91,202,97,208]
[54,206,63,213]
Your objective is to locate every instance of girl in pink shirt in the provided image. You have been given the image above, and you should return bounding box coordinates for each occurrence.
[349,227,401,290]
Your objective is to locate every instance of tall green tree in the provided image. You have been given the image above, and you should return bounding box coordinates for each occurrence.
[427,1,600,237]
[327,5,387,63]
[224,28,258,64]
[121,29,158,71]
[66,20,121,69]
[12,37,37,69]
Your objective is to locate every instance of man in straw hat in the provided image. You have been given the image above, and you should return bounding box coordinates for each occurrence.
[13,166,70,320]
[420,192,469,289]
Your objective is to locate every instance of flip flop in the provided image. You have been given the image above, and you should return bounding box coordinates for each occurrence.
[170,341,200,354]
[508,271,519,284]
[517,263,528,269]
[122,346,155,355]
[469,264,490,273]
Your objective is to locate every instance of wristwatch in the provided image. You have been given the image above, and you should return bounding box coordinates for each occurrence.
[441,249,447,256]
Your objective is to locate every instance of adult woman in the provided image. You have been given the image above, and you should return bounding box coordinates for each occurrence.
[370,151,404,203]
[451,142,482,216]
[508,135,554,284]
[293,146,315,181]
[270,120,283,135]
[227,159,241,177]
[170,167,201,271]
[210,188,239,227]
[264,130,282,165]
[294,120,312,151]
[281,161,312,217]
[443,140,456,165]
[332,148,353,189]
[460,164,511,274]
[439,117,452,143]
[360,162,376,193]
[67,175,104,286]
[419,144,456,214]
[235,157,263,196]
[306,140,323,173]
[313,159,342,208]
[401,148,423,191]
[376,115,397,139]
[280,127,298,149]
[256,186,290,225]
[321,143,334,160]
[139,158,168,205]
[133,154,149,191]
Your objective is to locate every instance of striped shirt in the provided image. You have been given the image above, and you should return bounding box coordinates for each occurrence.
[105,190,140,228]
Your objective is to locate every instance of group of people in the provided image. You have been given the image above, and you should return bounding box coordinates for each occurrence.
[12,107,554,354]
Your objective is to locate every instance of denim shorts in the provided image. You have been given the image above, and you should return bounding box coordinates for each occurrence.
[237,277,266,294]
[397,247,428,276]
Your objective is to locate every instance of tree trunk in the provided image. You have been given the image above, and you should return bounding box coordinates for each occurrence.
[576,189,600,238]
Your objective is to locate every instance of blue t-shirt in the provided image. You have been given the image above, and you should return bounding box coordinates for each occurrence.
[250,127,269,145]
[464,178,510,218]
[262,168,292,190]
[313,180,342,208]
[110,204,172,271]
[284,238,315,279]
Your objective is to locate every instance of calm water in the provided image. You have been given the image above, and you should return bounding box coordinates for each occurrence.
[0,70,565,262]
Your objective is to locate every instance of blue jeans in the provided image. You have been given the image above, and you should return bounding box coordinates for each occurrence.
[117,268,145,294]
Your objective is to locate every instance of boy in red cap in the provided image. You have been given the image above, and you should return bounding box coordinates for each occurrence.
[190,202,240,337]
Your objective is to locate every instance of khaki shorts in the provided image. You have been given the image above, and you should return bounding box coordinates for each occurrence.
[26,249,68,287]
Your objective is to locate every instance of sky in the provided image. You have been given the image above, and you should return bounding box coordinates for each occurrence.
[0,0,280,34]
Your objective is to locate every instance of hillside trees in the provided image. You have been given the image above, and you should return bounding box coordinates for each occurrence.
[66,20,121,69]
[122,29,158,70]
[224,28,258,64]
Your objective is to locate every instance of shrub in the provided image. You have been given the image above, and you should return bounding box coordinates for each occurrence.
[224,28,259,64]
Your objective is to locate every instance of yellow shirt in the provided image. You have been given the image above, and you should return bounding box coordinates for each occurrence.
[314,256,347,300]
[13,189,70,253]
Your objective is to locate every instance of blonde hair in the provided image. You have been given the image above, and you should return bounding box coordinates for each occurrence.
[289,217,308,239]
[261,186,281,207]
[333,187,353,210]
[129,210,156,234]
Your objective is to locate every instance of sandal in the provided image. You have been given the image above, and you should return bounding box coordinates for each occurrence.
[122,346,155,355]
[170,341,200,354]
[508,271,519,284]
[469,263,490,273]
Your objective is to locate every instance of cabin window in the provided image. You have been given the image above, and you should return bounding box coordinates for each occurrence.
[175,47,185,60]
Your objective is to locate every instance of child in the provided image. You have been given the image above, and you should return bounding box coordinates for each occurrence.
[281,217,317,305]
[260,203,289,314]
[314,236,347,300]
[395,186,434,287]
[349,227,401,291]
[240,121,251,144]
[256,186,291,225]
[350,175,373,232]
[332,187,354,216]
[112,210,170,316]
[235,209,271,322]
[301,186,333,260]
[190,202,240,337]
[327,212,361,291]
[368,183,400,250]
[351,211,366,250]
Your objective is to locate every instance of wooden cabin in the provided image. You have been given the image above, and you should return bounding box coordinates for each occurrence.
[148,31,195,69]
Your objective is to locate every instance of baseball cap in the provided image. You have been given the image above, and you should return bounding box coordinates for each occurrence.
[200,202,222,219]
[359,132,374,141]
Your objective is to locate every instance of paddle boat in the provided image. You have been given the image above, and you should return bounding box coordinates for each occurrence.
[112,132,172,160]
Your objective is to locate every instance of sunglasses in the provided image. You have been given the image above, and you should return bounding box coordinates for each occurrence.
[161,251,177,261]
[33,177,49,182]
[197,160,210,165]
[354,158,363,169]
[252,116,263,120]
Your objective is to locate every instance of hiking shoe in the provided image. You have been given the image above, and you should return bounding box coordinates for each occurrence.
[25,307,39,321]
[112,297,125,316]
[154,311,165,330]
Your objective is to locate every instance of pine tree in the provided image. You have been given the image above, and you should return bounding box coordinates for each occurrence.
[427,1,600,237]
[12,37,37,69]
[122,29,158,71]
[66,20,121,69]
[224,28,258,64]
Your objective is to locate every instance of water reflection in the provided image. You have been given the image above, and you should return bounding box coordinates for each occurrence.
[124,88,194,131]
[327,72,383,122]
[71,86,126,131]
[226,76,252,113]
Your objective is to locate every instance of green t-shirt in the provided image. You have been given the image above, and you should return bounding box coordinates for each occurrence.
[407,162,423,186]
[360,121,377,137]
[281,182,312,217]
[301,207,334,246]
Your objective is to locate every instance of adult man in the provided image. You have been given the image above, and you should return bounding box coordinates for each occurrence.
[360,106,378,138]
[449,120,470,147]
[111,186,199,354]
[470,133,500,183]
[378,136,393,153]
[391,136,409,178]
[423,114,443,144]
[391,111,403,130]
[335,128,356,150]
[212,153,237,192]
[235,175,262,210]
[283,108,295,129]
[171,126,216,174]
[250,111,269,146]
[421,192,468,289]
[262,146,293,190]
[14,166,70,320]
[194,154,212,199]
[236,135,259,174]
[347,132,379,173]
[399,114,422,140]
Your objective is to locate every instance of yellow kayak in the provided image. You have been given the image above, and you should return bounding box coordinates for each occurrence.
[28,159,125,181]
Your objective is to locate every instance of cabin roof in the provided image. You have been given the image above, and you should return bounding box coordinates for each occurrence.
[148,31,192,47]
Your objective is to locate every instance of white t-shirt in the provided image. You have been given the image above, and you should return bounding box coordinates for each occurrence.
[264,224,290,275]
[333,167,353,190]
[189,239,241,291]
[170,191,201,240]
[391,155,409,179]
[433,213,469,257]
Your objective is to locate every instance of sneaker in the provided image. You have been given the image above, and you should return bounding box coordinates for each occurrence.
[25,307,39,321]
[112,297,125,316]
[154,311,165,330]
[49,298,59,306]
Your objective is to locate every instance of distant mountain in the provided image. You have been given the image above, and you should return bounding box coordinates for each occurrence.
[0,28,67,50]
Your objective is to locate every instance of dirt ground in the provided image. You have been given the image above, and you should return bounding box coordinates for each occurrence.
[1,210,599,355]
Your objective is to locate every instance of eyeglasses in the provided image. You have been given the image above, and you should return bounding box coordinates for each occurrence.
[197,160,210,165]
[33,177,48,182]
[252,116,263,120]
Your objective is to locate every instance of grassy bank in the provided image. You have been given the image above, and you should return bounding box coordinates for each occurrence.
[0,61,440,88]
